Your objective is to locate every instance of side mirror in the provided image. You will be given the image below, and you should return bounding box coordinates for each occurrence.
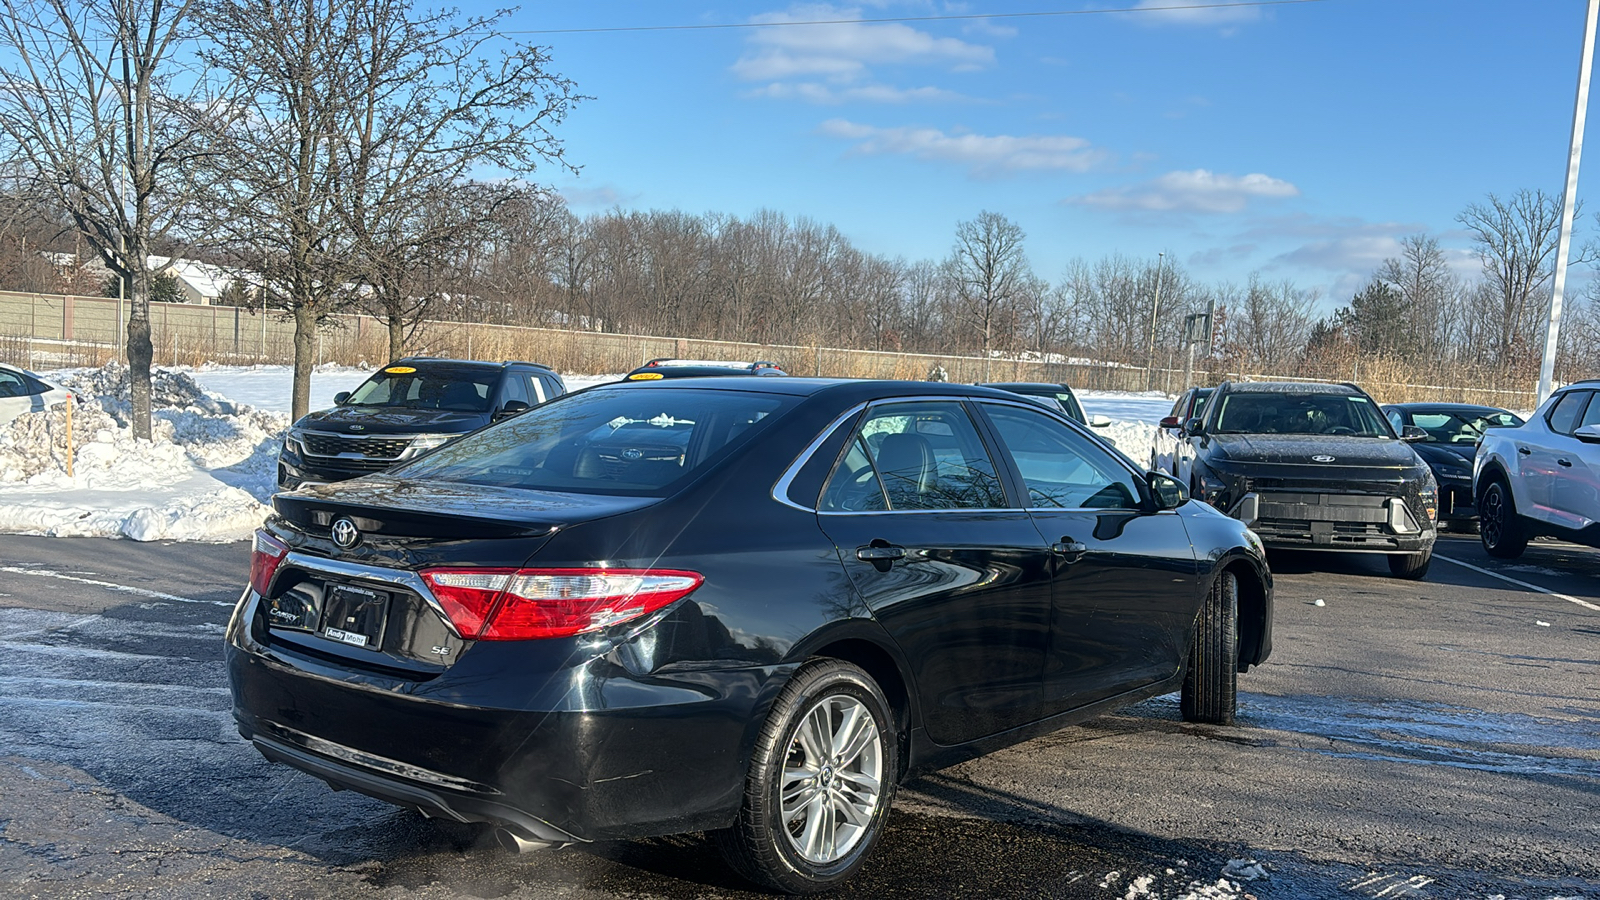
[496,399,531,420]
[1184,417,1204,435]
[1088,414,1112,428]
[1401,424,1430,442]
[1159,416,1182,429]
[1148,471,1188,510]
[1576,424,1600,444]
[333,391,351,405]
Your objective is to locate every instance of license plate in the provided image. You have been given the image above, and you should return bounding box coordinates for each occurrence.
[319,583,388,650]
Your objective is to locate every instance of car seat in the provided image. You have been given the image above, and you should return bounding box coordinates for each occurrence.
[875,433,939,509]
[440,381,483,410]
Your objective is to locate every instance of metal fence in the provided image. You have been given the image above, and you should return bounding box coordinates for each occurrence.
[0,289,1543,409]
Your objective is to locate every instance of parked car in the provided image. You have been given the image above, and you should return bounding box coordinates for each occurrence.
[1382,402,1523,530]
[978,382,1116,443]
[277,358,565,489]
[1475,381,1600,558]
[1182,380,1438,579]
[229,377,1273,893]
[0,362,72,427]
[1152,387,1214,481]
[625,359,787,380]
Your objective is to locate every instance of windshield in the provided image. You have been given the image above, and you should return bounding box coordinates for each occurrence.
[1410,409,1524,443]
[1213,392,1391,437]
[345,364,501,412]
[392,387,796,495]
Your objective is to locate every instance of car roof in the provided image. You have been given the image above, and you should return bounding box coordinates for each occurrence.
[393,357,552,371]
[594,376,1035,402]
[978,382,1075,393]
[625,366,789,379]
[1221,381,1359,395]
[1383,401,1515,414]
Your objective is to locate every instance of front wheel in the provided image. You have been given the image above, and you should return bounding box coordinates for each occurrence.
[1388,549,1432,579]
[1478,480,1529,559]
[717,660,898,894]
[1181,570,1239,725]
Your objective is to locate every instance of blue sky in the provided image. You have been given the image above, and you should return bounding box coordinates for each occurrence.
[501,1,1594,310]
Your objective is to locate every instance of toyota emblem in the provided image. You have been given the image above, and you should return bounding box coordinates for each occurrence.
[331,517,361,549]
[1311,454,1336,463]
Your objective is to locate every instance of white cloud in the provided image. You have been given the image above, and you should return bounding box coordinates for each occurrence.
[1071,169,1299,213]
[734,4,992,100]
[558,185,638,208]
[819,119,1105,176]
[1129,0,1262,27]
[745,82,967,104]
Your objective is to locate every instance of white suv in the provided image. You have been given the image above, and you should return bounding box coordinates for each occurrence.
[1474,382,1600,558]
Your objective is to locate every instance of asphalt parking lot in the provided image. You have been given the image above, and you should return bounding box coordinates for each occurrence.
[1,531,1597,899]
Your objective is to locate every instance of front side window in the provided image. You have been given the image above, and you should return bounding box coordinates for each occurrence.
[1213,392,1390,437]
[822,401,1006,511]
[982,403,1142,510]
[394,388,793,495]
[346,364,502,412]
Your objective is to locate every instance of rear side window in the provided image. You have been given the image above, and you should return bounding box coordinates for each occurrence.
[0,370,35,398]
[394,388,794,495]
[1547,390,1591,436]
[822,401,1006,511]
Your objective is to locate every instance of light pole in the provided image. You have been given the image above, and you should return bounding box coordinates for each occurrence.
[1146,251,1165,391]
[1538,0,1599,405]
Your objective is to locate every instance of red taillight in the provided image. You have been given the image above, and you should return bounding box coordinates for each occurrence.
[249,530,289,595]
[420,567,704,641]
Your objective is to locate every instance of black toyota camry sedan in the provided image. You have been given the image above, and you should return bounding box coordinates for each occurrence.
[227,378,1273,893]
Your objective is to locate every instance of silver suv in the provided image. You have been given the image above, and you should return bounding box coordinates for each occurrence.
[1474,382,1600,558]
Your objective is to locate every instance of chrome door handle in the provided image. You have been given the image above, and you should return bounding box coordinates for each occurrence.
[857,545,906,562]
[1051,539,1088,563]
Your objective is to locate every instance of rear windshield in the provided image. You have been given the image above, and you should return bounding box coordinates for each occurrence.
[1213,392,1391,437]
[391,388,796,495]
[346,364,502,412]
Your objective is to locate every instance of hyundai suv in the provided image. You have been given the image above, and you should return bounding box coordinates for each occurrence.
[278,358,565,489]
[1475,381,1600,558]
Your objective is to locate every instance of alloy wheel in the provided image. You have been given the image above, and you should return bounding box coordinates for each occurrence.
[779,694,884,865]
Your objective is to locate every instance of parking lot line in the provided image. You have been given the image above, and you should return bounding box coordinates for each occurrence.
[0,565,229,607]
[1433,554,1600,611]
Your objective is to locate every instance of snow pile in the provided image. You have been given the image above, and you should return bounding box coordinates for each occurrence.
[0,362,287,542]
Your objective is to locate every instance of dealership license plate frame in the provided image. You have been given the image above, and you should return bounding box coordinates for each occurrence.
[319,582,389,650]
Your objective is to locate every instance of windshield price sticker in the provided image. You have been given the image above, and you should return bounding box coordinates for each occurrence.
[384,365,417,374]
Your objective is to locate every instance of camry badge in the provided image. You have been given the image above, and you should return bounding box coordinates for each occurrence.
[331,517,361,549]
[1312,454,1336,463]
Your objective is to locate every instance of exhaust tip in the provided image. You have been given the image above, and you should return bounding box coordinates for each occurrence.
[494,827,565,854]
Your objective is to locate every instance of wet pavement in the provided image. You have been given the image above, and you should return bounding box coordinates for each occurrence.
[0,533,1597,898]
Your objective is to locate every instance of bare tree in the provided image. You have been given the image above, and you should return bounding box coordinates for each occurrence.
[0,0,222,438]
[1457,189,1576,369]
[332,0,581,361]
[1375,233,1456,357]
[948,211,1028,379]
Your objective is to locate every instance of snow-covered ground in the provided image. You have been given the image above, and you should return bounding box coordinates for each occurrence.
[0,364,1170,543]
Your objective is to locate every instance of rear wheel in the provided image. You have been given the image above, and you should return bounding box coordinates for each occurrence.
[717,660,897,894]
[1181,570,1238,725]
[1478,479,1529,559]
[1388,549,1432,579]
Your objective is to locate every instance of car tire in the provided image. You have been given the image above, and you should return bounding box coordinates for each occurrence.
[1478,479,1529,559]
[716,659,898,894]
[1181,569,1238,726]
[1387,550,1432,580]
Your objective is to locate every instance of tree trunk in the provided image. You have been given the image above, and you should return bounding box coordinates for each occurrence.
[126,261,154,441]
[387,309,404,362]
[292,306,318,421]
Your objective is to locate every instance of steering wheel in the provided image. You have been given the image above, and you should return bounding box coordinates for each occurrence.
[1327,426,1355,435]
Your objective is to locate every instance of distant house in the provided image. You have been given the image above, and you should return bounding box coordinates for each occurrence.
[146,255,249,305]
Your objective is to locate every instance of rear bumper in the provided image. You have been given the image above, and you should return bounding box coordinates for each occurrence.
[227,614,786,842]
